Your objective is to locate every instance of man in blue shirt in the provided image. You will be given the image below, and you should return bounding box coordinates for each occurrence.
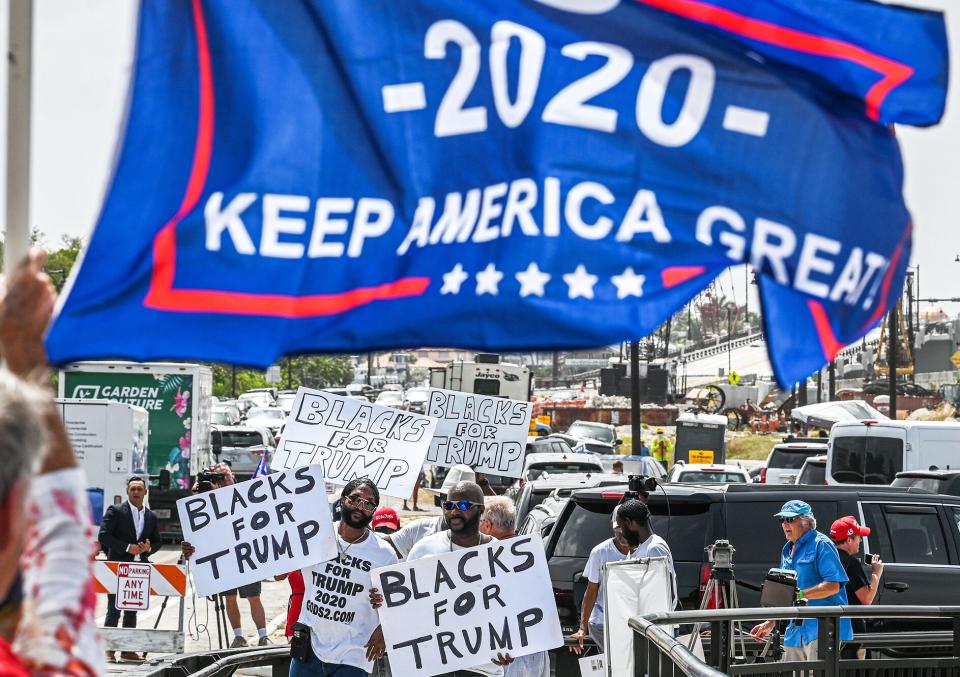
[749,500,852,662]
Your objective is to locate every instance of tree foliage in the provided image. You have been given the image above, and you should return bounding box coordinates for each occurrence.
[209,356,354,399]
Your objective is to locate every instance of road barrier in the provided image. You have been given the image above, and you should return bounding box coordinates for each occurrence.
[96,561,187,655]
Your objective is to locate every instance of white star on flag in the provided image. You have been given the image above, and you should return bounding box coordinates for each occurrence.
[515,262,551,297]
[475,263,504,295]
[563,264,598,299]
[611,267,645,299]
[440,263,468,295]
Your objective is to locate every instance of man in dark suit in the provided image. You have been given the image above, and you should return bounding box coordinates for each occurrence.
[98,475,161,662]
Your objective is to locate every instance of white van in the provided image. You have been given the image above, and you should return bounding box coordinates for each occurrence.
[826,419,960,485]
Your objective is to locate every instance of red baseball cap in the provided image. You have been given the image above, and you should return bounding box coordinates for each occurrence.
[372,507,399,532]
[829,516,870,543]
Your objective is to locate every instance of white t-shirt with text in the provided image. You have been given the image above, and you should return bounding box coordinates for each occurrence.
[298,525,398,671]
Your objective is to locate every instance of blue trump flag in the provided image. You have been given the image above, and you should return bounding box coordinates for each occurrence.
[48,0,948,387]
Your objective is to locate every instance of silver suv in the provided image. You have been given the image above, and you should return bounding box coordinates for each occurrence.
[761,439,827,484]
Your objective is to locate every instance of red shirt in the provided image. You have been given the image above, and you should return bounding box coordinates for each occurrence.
[0,637,29,677]
[285,570,305,638]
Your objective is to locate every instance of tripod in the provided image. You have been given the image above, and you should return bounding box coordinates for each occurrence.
[687,565,747,664]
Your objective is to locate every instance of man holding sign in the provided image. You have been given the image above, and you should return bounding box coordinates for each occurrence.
[292,479,397,677]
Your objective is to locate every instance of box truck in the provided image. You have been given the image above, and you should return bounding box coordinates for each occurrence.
[58,362,213,539]
[56,399,148,523]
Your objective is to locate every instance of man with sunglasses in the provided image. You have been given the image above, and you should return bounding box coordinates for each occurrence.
[749,500,851,663]
[292,478,398,677]
[406,482,513,676]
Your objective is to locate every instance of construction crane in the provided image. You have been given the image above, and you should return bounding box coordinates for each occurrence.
[876,300,914,376]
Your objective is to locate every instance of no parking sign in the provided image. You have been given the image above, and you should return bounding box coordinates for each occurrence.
[115,562,152,611]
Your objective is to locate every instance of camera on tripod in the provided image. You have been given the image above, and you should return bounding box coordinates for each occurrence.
[705,539,736,569]
[625,474,659,499]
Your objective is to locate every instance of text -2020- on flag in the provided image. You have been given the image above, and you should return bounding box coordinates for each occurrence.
[48,0,949,387]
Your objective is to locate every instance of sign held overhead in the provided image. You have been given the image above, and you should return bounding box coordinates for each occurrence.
[271,387,436,499]
[425,388,532,479]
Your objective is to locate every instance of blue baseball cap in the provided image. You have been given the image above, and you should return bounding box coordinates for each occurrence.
[774,500,812,519]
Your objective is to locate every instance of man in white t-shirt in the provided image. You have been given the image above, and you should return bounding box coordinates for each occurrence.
[568,506,632,653]
[406,482,514,677]
[618,499,677,610]
[385,514,445,559]
[292,478,398,677]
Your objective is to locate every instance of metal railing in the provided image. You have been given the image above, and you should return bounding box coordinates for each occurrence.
[631,605,960,677]
[120,647,290,677]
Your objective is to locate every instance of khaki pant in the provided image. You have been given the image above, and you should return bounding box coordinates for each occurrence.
[783,641,817,677]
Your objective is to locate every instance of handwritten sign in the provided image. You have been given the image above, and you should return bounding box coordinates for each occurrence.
[115,562,151,611]
[271,387,436,499]
[425,389,532,479]
[372,536,562,676]
[177,465,337,596]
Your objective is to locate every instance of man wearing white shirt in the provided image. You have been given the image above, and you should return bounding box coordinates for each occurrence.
[618,499,677,610]
[98,475,160,661]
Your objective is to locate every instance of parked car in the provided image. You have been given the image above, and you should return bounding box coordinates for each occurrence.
[405,387,430,414]
[520,453,604,483]
[593,454,665,480]
[828,420,960,485]
[556,420,621,454]
[345,383,378,401]
[517,493,569,541]
[212,426,276,478]
[275,390,297,414]
[211,405,240,426]
[526,436,575,456]
[666,463,750,484]
[892,469,960,496]
[796,455,828,485]
[760,439,827,484]
[545,481,960,672]
[238,388,277,410]
[508,472,625,526]
[243,406,287,434]
[375,390,407,409]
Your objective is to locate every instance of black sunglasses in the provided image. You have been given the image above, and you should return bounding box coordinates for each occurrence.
[443,500,482,512]
[778,516,801,524]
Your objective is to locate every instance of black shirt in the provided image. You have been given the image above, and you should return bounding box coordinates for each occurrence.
[839,548,870,634]
[839,549,870,605]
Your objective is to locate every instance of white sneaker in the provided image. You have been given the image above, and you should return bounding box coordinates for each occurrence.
[230,636,248,649]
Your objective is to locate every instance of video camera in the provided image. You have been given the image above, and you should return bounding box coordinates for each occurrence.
[625,474,659,500]
[197,470,226,485]
[705,539,735,569]
[760,568,799,607]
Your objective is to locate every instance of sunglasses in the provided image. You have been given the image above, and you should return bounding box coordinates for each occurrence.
[343,494,377,513]
[443,500,482,512]
[778,516,801,524]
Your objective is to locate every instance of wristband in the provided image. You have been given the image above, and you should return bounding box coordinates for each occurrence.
[797,589,805,601]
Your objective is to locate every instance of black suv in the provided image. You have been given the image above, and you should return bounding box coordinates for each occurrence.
[546,482,960,673]
[893,469,960,496]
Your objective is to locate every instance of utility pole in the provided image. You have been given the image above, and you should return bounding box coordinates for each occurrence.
[630,340,641,456]
[888,304,898,417]
[828,361,836,401]
[231,365,237,398]
[5,1,33,273]
[552,351,559,387]
[366,353,373,385]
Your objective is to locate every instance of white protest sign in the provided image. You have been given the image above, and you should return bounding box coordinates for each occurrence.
[271,387,436,499]
[176,465,337,597]
[603,558,672,677]
[579,653,605,676]
[372,535,562,676]
[115,562,151,611]
[424,388,532,478]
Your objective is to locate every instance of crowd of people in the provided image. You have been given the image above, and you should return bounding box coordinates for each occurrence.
[0,248,890,677]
